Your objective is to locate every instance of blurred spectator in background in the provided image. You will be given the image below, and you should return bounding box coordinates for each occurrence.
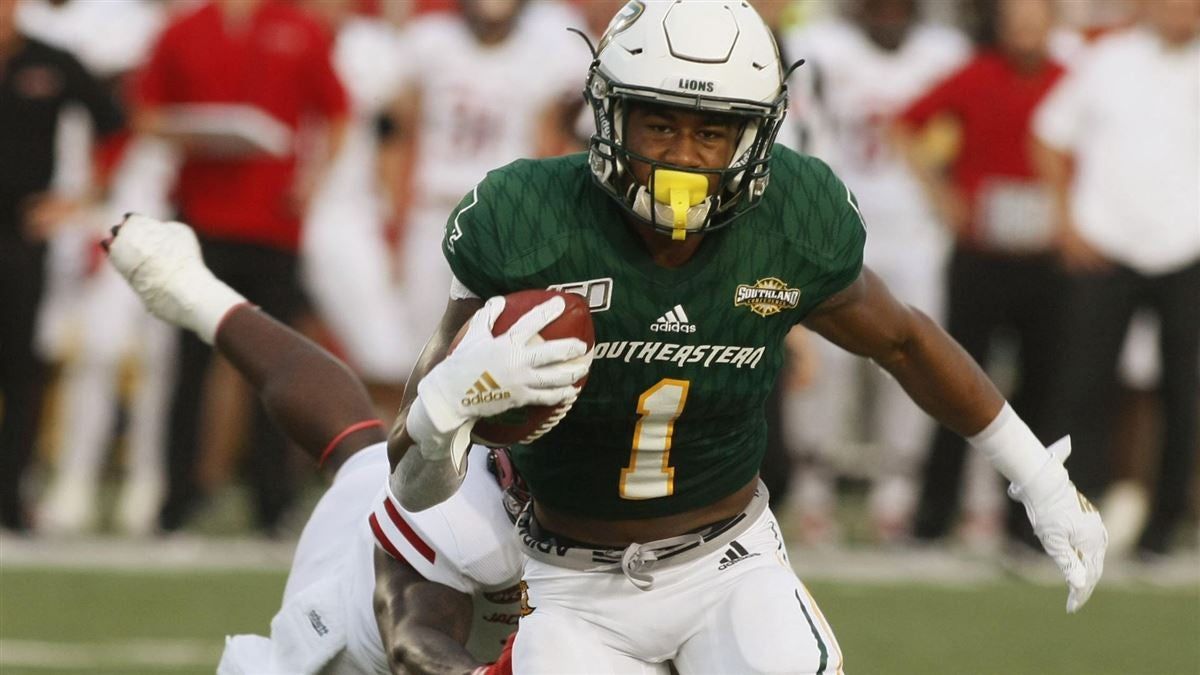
[752,0,806,510]
[1032,0,1200,556]
[556,0,624,149]
[131,0,349,534]
[0,0,124,532]
[15,0,173,536]
[782,0,969,543]
[391,0,587,364]
[892,0,1066,550]
[300,0,412,414]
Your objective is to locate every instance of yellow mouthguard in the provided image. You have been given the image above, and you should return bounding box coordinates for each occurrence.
[652,169,708,241]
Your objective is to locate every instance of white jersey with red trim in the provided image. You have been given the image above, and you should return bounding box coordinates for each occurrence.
[786,19,969,235]
[218,444,521,675]
[302,16,413,382]
[397,7,588,211]
[368,445,526,660]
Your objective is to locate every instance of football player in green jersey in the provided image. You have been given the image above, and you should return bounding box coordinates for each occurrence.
[387,1,1108,672]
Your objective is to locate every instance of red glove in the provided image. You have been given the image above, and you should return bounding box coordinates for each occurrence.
[471,632,516,675]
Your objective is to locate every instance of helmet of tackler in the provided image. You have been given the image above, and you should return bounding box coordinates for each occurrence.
[584,0,789,237]
[487,448,530,524]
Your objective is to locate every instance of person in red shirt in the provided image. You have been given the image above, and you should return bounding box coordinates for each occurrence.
[891,0,1067,548]
[131,0,348,533]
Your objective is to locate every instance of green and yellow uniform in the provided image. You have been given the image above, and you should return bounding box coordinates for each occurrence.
[444,146,866,520]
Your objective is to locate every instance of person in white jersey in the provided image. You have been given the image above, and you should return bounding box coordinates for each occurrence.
[301,0,413,407]
[393,0,588,365]
[783,0,969,542]
[105,214,526,675]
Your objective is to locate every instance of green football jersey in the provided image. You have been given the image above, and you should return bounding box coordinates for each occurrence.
[443,146,866,519]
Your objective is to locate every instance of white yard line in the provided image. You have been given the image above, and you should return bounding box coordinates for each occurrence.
[0,639,220,669]
[1,534,1196,588]
[0,534,295,572]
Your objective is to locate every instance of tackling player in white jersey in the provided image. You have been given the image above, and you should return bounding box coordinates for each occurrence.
[784,0,971,541]
[104,214,541,675]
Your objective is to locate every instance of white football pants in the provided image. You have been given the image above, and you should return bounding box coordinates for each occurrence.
[515,506,843,674]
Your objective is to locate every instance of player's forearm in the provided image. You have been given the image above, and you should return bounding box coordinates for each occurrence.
[389,435,469,512]
[384,625,481,675]
[373,551,479,675]
[386,298,482,509]
[875,306,1005,437]
[806,270,1004,437]
[387,298,482,470]
[216,305,383,464]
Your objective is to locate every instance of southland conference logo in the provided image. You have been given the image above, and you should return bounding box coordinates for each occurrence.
[734,277,801,317]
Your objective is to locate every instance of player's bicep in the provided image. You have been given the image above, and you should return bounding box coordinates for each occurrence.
[803,266,917,363]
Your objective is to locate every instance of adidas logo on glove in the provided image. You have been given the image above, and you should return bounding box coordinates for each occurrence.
[462,371,512,407]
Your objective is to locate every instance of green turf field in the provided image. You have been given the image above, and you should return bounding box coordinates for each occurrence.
[1,566,1197,675]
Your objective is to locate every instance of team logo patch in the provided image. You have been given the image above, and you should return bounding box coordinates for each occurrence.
[518,580,536,617]
[548,277,613,312]
[734,277,801,317]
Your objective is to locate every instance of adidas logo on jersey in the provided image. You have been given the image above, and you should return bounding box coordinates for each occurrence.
[462,371,511,407]
[717,540,760,571]
[651,304,696,333]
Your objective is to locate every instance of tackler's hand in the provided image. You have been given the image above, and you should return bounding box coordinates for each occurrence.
[105,214,247,344]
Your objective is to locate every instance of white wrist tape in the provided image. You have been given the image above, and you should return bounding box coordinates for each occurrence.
[183,270,247,345]
[406,398,473,466]
[968,403,1051,489]
[106,215,246,345]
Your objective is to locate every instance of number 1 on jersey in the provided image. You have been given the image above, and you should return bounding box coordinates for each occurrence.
[620,379,690,500]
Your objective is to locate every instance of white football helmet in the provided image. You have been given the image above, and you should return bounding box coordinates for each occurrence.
[584,0,789,237]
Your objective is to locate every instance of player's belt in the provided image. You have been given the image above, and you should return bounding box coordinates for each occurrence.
[516,481,770,591]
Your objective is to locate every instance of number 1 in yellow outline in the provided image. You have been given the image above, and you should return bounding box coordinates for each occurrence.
[620,378,690,500]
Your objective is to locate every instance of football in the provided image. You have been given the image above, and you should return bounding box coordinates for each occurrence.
[450,289,595,447]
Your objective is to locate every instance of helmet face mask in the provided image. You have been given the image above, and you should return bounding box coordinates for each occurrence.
[584,0,789,238]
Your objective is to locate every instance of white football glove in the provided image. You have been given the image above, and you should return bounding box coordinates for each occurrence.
[106,214,246,344]
[412,295,591,449]
[1009,437,1108,613]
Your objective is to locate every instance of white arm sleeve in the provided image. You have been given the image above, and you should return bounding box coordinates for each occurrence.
[369,446,524,594]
